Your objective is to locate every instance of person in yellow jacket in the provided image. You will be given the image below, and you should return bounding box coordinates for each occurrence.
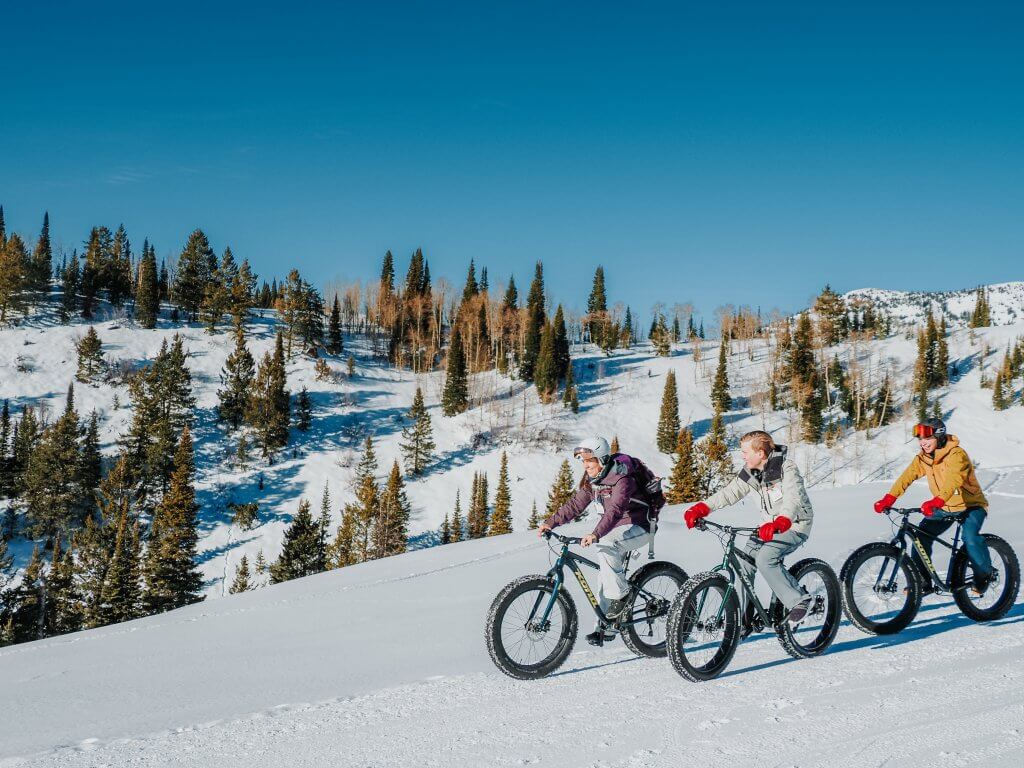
[873,418,993,594]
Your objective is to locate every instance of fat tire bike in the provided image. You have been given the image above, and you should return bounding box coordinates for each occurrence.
[665,518,841,682]
[840,507,1020,635]
[485,530,688,680]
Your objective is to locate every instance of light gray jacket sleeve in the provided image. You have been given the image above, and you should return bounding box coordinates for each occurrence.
[705,475,752,511]
[777,458,813,530]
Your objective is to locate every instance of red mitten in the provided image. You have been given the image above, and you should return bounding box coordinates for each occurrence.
[773,516,792,534]
[684,502,711,529]
[758,522,776,542]
[873,493,897,513]
[920,497,945,517]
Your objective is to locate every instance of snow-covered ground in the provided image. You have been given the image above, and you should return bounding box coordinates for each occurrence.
[2,472,1022,767]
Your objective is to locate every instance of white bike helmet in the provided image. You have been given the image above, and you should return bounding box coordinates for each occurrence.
[572,436,611,465]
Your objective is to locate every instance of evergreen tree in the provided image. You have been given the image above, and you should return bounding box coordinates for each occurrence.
[134,241,159,328]
[656,370,680,453]
[650,314,671,356]
[0,399,10,498]
[172,229,215,321]
[374,461,410,558]
[489,452,513,535]
[60,249,80,322]
[527,500,540,530]
[546,459,575,519]
[666,427,700,504]
[269,499,322,583]
[610,435,620,454]
[462,259,479,303]
[812,284,848,345]
[623,306,634,347]
[993,355,1011,410]
[534,322,559,403]
[0,233,28,323]
[142,427,204,612]
[872,373,895,427]
[23,386,84,540]
[45,536,83,636]
[520,262,546,381]
[562,363,579,413]
[695,411,733,496]
[587,266,607,315]
[30,212,53,294]
[467,472,490,538]
[970,286,991,328]
[99,511,142,624]
[9,545,45,642]
[401,387,435,476]
[711,336,731,412]
[296,387,313,431]
[217,322,256,429]
[80,410,102,494]
[75,327,105,383]
[229,554,252,593]
[552,305,571,379]
[328,295,343,354]
[439,512,451,545]
[450,490,465,543]
[246,333,290,455]
[326,505,357,569]
[344,436,379,563]
[230,258,257,326]
[200,247,239,332]
[441,326,469,416]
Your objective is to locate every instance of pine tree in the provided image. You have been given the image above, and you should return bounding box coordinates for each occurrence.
[587,266,607,316]
[229,554,252,593]
[218,322,255,429]
[326,505,357,569]
[296,387,313,431]
[711,336,731,412]
[134,241,159,328]
[520,262,546,381]
[374,461,410,558]
[970,286,991,328]
[172,229,215,321]
[552,305,570,379]
[0,233,28,324]
[461,259,479,303]
[99,510,142,624]
[401,387,435,475]
[546,459,576,519]
[46,536,83,636]
[526,500,540,530]
[665,428,700,504]
[201,247,238,333]
[441,326,469,416]
[534,322,559,403]
[268,499,322,583]
[697,410,733,496]
[610,435,620,455]
[80,410,102,494]
[328,295,343,354]
[651,314,671,356]
[489,452,513,535]
[60,249,80,322]
[142,427,204,612]
[30,212,53,294]
[23,386,84,540]
[75,327,105,383]
[993,356,1011,410]
[656,370,680,453]
[246,333,290,455]
[345,436,379,563]
[562,364,579,412]
[450,490,465,543]
[468,472,490,538]
[872,373,895,427]
[813,285,848,345]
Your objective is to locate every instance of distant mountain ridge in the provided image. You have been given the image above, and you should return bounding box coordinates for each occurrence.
[842,281,1024,327]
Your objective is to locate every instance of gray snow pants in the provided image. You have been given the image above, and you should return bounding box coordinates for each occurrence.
[591,524,651,632]
[736,530,807,613]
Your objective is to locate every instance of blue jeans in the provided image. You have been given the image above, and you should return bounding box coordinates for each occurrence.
[910,507,992,577]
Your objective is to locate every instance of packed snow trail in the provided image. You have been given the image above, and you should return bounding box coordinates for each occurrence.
[2,476,1023,767]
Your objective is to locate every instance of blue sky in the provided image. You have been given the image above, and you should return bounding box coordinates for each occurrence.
[2,1,1022,323]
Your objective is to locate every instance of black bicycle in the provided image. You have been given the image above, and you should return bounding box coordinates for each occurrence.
[840,507,1020,635]
[665,519,841,682]
[485,531,688,680]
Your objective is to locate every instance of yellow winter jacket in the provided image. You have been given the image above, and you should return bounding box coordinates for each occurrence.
[888,435,988,513]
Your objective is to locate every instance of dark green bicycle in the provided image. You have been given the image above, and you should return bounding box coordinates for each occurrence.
[840,507,1020,635]
[666,518,842,682]
[485,531,688,680]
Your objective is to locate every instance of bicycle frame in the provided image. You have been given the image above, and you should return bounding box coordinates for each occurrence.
[881,509,965,592]
[697,520,776,630]
[532,535,657,629]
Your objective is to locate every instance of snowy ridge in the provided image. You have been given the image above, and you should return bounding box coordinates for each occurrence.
[844,281,1024,327]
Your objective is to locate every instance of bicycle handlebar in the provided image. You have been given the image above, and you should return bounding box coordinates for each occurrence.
[542,531,583,545]
[883,506,964,519]
[694,518,759,534]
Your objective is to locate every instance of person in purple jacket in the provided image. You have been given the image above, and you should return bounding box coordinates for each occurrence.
[538,436,653,646]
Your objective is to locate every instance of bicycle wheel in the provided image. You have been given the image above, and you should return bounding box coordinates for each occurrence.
[775,558,842,659]
[666,572,740,682]
[621,561,689,659]
[951,534,1020,622]
[485,575,578,680]
[840,542,922,635]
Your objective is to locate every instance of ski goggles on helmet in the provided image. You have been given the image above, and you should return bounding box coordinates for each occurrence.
[573,447,597,461]
[913,423,941,439]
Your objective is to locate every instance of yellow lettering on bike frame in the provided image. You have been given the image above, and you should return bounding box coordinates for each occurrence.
[913,538,937,576]
[572,567,600,608]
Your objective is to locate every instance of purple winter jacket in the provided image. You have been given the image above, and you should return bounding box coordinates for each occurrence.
[543,454,651,541]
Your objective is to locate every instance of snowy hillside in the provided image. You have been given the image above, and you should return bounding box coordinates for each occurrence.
[3,291,1024,600]
[1,474,1022,766]
[845,281,1024,327]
